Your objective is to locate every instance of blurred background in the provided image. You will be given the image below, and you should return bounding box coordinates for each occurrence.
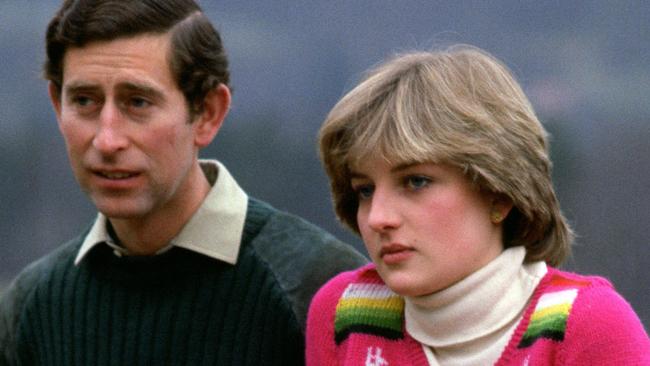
[1,1,648,327]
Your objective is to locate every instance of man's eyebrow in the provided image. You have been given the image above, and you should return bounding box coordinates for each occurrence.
[62,81,165,100]
[63,82,99,94]
[118,82,165,99]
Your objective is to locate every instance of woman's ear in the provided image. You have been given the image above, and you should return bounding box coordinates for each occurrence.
[490,195,514,224]
[193,83,231,148]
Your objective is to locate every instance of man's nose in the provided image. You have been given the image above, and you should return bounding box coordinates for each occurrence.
[92,103,129,154]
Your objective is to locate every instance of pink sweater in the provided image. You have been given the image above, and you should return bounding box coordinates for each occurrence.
[306,264,650,365]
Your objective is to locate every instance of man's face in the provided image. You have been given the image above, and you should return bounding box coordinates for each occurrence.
[51,33,207,223]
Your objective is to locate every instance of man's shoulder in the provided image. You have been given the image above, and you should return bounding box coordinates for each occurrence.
[1,234,85,360]
[2,235,83,303]
[246,197,365,258]
[241,197,368,329]
[246,197,331,238]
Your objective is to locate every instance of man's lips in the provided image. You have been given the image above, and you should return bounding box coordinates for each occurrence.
[94,170,140,179]
[88,166,143,186]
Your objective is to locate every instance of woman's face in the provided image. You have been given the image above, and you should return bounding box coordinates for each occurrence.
[351,157,507,297]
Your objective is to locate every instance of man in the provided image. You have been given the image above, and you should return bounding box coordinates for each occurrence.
[0,1,366,365]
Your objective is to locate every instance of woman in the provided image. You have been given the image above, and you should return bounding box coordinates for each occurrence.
[307,45,650,365]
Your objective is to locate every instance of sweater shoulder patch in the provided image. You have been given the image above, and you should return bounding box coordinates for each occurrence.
[518,273,592,348]
[334,278,404,344]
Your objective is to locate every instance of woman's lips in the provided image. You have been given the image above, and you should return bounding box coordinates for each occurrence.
[379,243,414,265]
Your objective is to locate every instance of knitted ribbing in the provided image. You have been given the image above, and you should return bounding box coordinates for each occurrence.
[14,199,303,366]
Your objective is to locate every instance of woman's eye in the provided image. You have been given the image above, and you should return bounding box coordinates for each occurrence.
[354,185,374,200]
[405,176,431,190]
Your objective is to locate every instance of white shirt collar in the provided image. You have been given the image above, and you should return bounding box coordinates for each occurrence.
[74,160,248,265]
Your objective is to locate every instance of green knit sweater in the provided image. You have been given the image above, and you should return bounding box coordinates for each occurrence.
[0,198,367,365]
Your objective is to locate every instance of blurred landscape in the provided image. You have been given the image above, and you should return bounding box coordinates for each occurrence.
[1,1,648,326]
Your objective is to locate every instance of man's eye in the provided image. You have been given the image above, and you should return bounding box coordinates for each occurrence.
[129,97,151,108]
[73,96,94,107]
[405,176,431,190]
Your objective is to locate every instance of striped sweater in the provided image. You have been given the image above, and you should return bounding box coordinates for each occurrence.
[307,264,650,365]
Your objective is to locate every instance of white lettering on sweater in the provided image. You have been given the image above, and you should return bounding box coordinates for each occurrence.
[366,347,389,366]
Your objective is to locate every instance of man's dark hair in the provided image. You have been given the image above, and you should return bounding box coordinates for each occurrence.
[44,0,229,114]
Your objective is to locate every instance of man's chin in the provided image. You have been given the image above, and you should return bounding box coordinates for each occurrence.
[92,199,149,220]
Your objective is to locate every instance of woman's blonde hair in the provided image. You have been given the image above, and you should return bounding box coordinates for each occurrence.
[319,45,573,266]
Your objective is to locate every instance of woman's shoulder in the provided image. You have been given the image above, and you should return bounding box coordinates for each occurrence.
[536,267,641,324]
[543,267,613,288]
[549,268,647,330]
[308,263,396,324]
[531,267,650,363]
[307,263,406,349]
[306,264,384,347]
[310,263,382,304]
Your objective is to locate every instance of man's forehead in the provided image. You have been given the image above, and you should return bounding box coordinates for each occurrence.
[60,33,174,92]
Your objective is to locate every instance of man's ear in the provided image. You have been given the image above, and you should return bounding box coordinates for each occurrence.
[48,82,63,122]
[193,83,231,148]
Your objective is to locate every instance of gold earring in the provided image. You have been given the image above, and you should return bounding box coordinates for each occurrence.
[490,211,503,224]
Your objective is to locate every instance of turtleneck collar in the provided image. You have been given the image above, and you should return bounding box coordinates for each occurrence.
[404,246,546,364]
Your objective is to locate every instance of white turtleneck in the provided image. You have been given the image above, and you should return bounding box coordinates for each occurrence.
[404,246,547,366]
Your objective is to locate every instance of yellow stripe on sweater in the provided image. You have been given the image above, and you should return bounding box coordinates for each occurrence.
[336,297,403,313]
[530,303,571,322]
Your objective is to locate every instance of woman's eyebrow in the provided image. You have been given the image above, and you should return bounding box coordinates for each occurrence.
[391,162,420,173]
